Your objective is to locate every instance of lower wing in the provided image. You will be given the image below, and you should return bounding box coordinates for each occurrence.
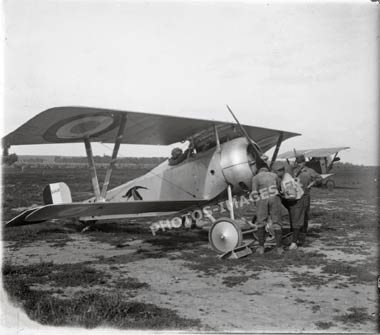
[320,173,334,179]
[6,200,208,227]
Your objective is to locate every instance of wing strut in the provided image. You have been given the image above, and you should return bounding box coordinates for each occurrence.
[100,114,127,198]
[84,137,101,201]
[327,152,339,172]
[83,114,128,202]
[270,132,284,169]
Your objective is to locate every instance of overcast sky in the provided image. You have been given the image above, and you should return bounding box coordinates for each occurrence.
[2,0,379,165]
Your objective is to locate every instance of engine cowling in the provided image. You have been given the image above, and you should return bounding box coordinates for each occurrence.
[220,137,258,194]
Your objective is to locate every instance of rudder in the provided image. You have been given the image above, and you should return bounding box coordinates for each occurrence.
[43,182,72,205]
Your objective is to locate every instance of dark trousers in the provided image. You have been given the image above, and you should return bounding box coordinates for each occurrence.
[302,194,310,233]
[256,195,282,230]
[282,194,310,231]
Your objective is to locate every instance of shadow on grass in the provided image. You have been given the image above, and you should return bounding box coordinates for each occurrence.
[145,230,209,252]
[3,222,76,248]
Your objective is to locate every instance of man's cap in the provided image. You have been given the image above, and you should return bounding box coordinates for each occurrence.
[295,154,306,163]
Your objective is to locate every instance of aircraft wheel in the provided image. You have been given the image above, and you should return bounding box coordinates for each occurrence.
[326,179,335,191]
[209,217,243,253]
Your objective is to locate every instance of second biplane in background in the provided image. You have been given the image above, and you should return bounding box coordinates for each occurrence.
[277,147,350,190]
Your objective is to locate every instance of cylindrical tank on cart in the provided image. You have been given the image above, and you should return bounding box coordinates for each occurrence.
[220,137,257,194]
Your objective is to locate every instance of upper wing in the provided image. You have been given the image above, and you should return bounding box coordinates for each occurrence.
[3,106,300,152]
[6,199,209,226]
[278,147,350,159]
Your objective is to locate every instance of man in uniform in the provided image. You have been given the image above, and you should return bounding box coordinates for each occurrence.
[251,166,283,255]
[275,162,303,230]
[288,154,322,249]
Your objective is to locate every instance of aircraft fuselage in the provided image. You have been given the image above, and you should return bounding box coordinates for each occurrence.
[86,136,257,208]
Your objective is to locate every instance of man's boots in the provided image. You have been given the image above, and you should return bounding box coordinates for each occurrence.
[274,229,284,255]
[289,228,300,250]
[256,226,265,255]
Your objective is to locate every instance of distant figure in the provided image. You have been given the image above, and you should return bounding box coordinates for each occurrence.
[251,167,283,255]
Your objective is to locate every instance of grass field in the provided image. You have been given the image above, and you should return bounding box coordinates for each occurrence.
[2,165,379,331]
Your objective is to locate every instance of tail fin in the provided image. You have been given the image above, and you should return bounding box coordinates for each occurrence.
[43,182,72,205]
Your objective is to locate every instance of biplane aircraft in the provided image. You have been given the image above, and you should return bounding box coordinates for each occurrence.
[3,106,300,253]
[277,147,349,190]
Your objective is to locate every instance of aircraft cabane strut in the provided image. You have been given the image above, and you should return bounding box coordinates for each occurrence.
[84,137,102,201]
[83,114,128,202]
[270,131,284,169]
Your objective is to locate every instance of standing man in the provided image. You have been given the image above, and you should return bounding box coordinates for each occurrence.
[251,167,284,255]
[288,154,322,249]
[275,162,304,232]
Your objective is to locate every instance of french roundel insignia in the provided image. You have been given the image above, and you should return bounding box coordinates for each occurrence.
[43,112,122,142]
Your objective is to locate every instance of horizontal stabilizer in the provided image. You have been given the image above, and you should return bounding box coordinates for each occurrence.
[6,207,43,227]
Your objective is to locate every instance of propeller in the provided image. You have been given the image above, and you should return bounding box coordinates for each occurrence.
[226,105,269,171]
